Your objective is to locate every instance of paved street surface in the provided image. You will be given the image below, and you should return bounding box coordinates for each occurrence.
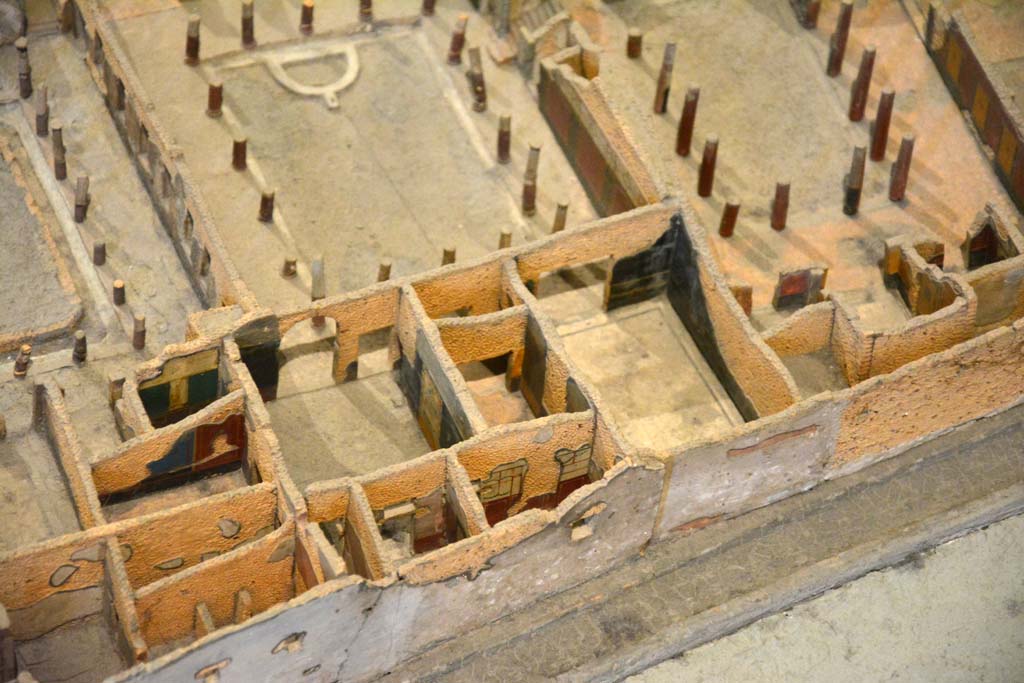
[631,511,1024,682]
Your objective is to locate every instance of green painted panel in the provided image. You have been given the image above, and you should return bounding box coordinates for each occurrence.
[139,382,170,419]
[187,368,219,407]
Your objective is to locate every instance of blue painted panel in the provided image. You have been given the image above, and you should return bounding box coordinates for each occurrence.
[146,431,195,477]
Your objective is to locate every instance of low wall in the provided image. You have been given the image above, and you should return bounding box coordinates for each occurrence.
[763,302,836,357]
[91,390,247,496]
[133,523,295,647]
[33,380,103,528]
[538,48,661,217]
[118,484,277,589]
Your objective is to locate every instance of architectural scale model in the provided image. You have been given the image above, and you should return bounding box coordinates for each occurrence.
[1,0,1023,681]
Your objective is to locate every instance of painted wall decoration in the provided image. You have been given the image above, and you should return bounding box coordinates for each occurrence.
[138,349,222,427]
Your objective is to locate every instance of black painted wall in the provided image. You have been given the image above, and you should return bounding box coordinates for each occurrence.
[665,213,759,422]
[607,221,679,311]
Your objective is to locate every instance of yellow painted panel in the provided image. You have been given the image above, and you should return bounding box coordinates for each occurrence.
[947,38,962,83]
[169,377,188,411]
[139,348,219,389]
[997,127,1018,176]
[972,85,990,130]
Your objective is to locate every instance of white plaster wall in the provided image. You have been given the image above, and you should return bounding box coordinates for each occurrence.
[656,398,845,539]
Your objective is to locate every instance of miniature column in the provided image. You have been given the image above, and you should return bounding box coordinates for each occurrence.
[826,1,853,77]
[697,135,718,198]
[771,182,790,231]
[184,14,200,65]
[377,259,392,282]
[93,241,106,266]
[112,279,126,305]
[448,15,468,65]
[498,229,512,250]
[497,114,511,164]
[675,86,699,157]
[35,86,48,136]
[626,28,643,59]
[870,90,895,161]
[442,246,456,265]
[207,81,223,118]
[73,331,88,363]
[803,1,821,29]
[133,314,147,350]
[16,37,31,99]
[467,47,487,112]
[522,144,541,215]
[719,200,740,237]
[258,189,275,222]
[311,255,326,327]
[552,202,569,233]
[111,76,125,111]
[281,255,297,278]
[241,1,256,49]
[51,119,66,180]
[653,43,676,114]
[848,46,876,122]
[843,146,866,216]
[422,0,437,16]
[300,0,314,35]
[74,176,90,223]
[360,0,373,23]
[889,136,915,202]
[13,345,31,379]
[232,137,247,171]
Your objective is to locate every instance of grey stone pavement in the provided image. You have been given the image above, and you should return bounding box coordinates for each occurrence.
[630,511,1024,683]
[381,401,1024,682]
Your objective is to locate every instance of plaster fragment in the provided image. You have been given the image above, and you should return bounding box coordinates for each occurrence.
[268,536,296,563]
[218,518,242,538]
[70,543,103,562]
[533,426,554,443]
[155,557,185,570]
[49,564,78,587]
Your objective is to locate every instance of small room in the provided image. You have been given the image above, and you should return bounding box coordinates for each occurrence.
[763,302,851,399]
[456,414,603,526]
[0,540,132,683]
[437,307,590,427]
[530,264,744,450]
[137,347,227,429]
[133,522,298,659]
[879,237,964,328]
[265,312,433,490]
[0,387,83,552]
[306,481,391,580]
[357,453,478,565]
[115,483,280,591]
[93,390,256,522]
